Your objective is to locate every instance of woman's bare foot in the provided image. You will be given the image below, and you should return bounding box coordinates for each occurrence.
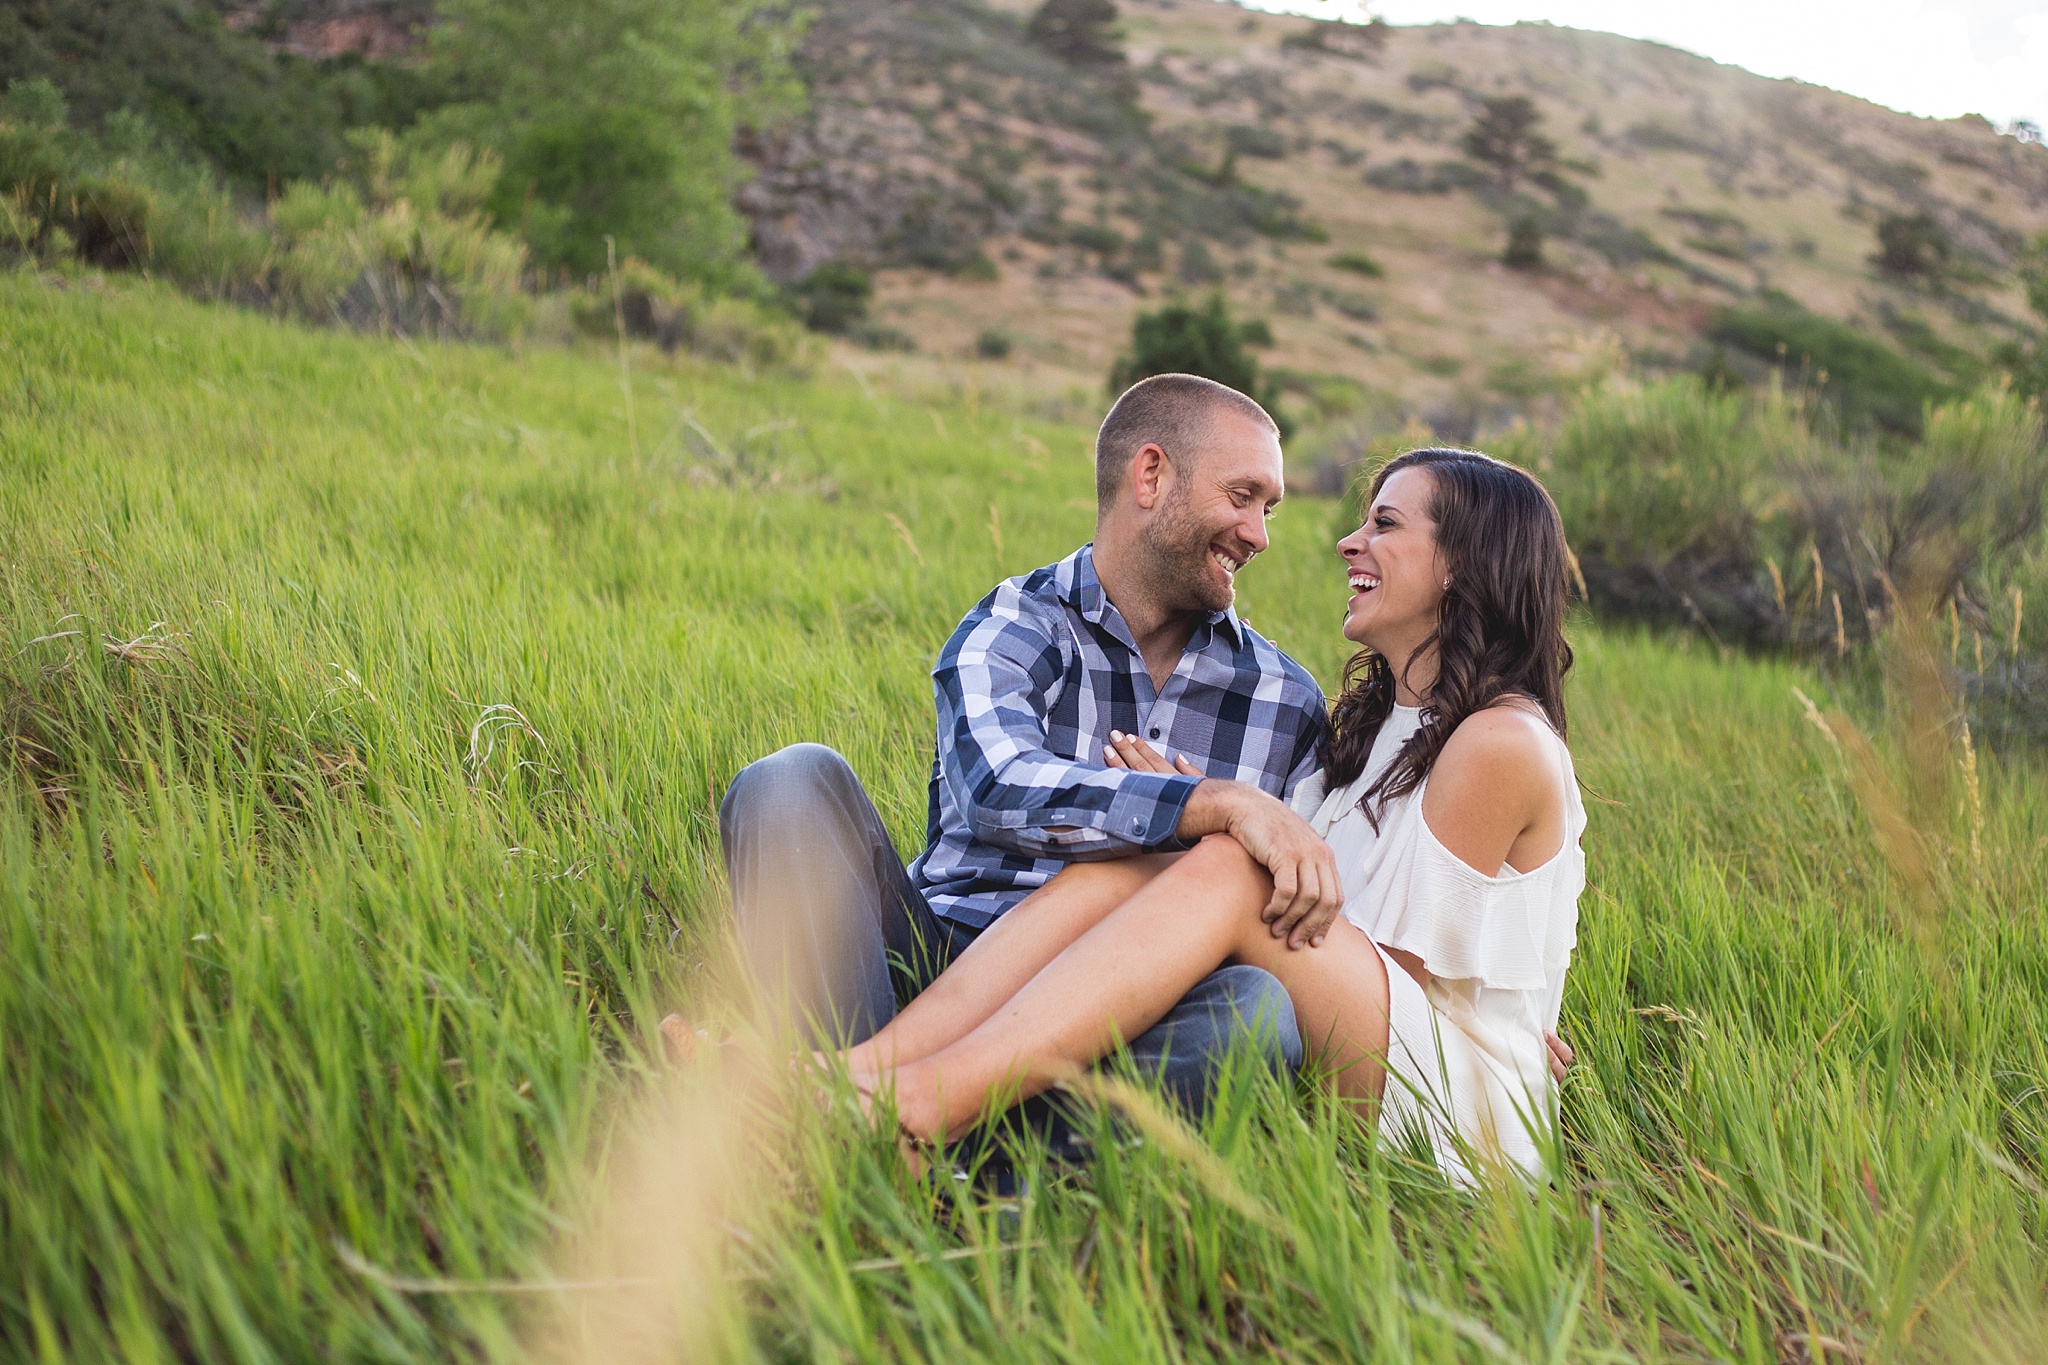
[831,1064,936,1178]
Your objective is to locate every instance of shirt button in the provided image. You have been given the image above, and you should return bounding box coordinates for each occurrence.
[1149,727,1161,739]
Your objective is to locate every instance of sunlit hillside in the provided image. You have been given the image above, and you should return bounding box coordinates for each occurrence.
[748,0,2048,424]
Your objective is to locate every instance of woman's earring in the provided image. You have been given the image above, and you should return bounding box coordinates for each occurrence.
[1442,577,1452,590]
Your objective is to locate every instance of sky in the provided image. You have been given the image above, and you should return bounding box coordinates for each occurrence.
[1245,0,2048,132]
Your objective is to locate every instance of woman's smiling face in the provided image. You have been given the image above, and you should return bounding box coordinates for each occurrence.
[1339,465,1450,656]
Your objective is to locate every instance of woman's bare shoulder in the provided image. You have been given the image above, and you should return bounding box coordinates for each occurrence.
[1436,700,1557,772]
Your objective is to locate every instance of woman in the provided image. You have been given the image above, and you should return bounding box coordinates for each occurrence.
[841,447,1584,1183]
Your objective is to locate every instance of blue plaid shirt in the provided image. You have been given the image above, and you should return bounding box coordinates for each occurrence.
[909,544,1328,929]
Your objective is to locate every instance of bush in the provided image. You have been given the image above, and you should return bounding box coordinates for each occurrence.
[0,78,157,268]
[1992,230,2048,400]
[975,327,1013,360]
[1177,238,1222,284]
[791,261,873,334]
[1279,18,1390,60]
[1328,249,1383,277]
[263,132,528,339]
[0,1,444,190]
[1225,124,1289,160]
[1108,293,1291,436]
[672,289,814,368]
[1361,159,1490,194]
[1872,211,1951,279]
[1709,296,1949,435]
[1517,376,2046,716]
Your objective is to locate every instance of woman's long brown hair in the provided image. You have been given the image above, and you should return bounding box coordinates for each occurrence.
[1324,447,1574,826]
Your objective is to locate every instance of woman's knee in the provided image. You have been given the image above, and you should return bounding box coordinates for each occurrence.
[1185,832,1265,881]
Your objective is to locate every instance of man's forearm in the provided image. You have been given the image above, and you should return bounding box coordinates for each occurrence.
[1175,778,1264,842]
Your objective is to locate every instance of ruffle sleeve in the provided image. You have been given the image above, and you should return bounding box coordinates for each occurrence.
[1356,810,1581,993]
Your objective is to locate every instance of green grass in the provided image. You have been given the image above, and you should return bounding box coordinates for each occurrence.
[4,274,2047,1362]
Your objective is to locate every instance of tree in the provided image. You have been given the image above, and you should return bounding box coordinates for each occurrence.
[1502,214,1543,270]
[0,0,444,189]
[417,0,804,286]
[1873,212,1951,279]
[1026,0,1125,70]
[1461,96,1556,190]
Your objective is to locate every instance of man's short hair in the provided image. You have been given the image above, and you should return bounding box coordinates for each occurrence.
[1094,373,1279,505]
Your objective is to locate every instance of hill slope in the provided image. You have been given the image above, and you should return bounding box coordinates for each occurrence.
[747,0,2048,422]
[6,273,2048,1362]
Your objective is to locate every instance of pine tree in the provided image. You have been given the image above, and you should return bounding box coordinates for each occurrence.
[1026,0,1125,70]
[1461,96,1556,190]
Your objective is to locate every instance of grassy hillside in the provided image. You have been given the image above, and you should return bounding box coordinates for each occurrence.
[769,0,2048,424]
[5,276,2048,1361]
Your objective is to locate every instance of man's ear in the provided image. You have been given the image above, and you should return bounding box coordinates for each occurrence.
[1129,442,1172,511]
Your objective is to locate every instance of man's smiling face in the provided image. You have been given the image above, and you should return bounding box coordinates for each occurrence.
[1138,408,1285,614]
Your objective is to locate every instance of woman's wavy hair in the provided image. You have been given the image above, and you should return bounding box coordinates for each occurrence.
[1324,447,1575,827]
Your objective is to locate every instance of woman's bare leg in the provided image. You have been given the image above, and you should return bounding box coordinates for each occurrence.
[842,855,1176,1075]
[882,836,1392,1142]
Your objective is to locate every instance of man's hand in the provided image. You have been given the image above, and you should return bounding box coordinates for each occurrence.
[1229,795,1344,948]
[1160,758,1341,950]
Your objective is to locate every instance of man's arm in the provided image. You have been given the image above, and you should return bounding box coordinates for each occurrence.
[1174,778,1344,950]
[935,598,1199,859]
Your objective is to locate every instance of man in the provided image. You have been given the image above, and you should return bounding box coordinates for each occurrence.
[689,373,1343,1116]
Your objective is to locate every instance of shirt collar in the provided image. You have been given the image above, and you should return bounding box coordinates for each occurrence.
[1061,544,1245,652]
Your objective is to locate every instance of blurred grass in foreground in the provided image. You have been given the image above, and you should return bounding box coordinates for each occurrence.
[3,275,2047,1363]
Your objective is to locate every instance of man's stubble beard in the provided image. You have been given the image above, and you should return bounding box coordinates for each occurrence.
[1137,484,1235,615]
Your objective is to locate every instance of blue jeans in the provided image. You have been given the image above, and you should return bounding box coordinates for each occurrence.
[719,744,1302,1119]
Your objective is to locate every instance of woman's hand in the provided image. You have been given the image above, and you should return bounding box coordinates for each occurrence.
[1544,1029,1574,1082]
[1104,730,1204,778]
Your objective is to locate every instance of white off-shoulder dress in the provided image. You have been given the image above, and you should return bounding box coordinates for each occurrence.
[1289,703,1585,1185]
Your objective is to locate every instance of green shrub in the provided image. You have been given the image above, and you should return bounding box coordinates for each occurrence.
[1225,124,1288,160]
[1519,374,2046,714]
[975,327,1014,360]
[1177,238,1222,284]
[260,133,527,338]
[1992,230,2048,400]
[1328,249,1383,277]
[1540,376,1772,570]
[0,188,35,257]
[1108,293,1291,436]
[1872,211,1951,279]
[141,177,268,300]
[792,261,873,334]
[1709,296,1948,435]
[1110,294,1258,394]
[0,0,445,189]
[1361,158,1489,194]
[668,288,814,369]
